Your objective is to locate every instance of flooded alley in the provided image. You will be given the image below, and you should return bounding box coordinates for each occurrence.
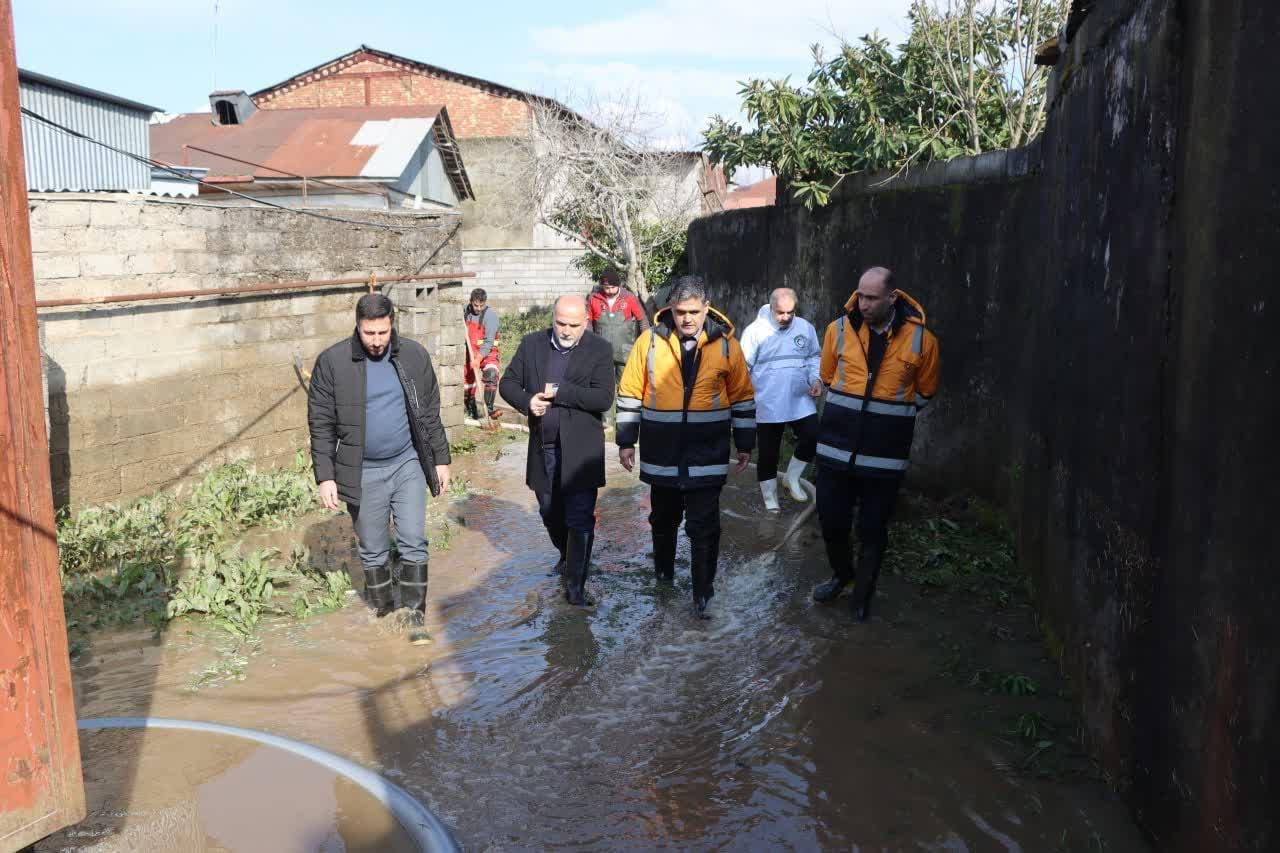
[42,438,1147,851]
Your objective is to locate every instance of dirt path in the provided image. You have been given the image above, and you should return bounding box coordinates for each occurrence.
[41,435,1148,851]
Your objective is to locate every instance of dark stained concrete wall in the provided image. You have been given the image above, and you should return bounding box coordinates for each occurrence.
[687,1,1277,848]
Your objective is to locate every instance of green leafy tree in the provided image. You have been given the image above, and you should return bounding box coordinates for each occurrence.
[703,0,1066,208]
[566,216,688,294]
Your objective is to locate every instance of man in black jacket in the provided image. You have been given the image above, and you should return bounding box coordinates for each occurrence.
[307,294,451,639]
[499,295,614,606]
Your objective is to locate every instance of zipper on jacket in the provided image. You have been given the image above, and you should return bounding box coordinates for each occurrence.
[679,340,703,481]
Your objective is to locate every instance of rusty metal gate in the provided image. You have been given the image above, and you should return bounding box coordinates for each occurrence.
[0,0,87,848]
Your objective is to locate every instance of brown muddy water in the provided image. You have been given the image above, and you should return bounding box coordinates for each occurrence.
[40,437,1149,851]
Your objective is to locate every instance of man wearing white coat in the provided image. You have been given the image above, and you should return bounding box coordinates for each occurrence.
[740,287,823,511]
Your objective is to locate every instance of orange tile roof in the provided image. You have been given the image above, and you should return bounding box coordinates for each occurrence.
[723,176,777,209]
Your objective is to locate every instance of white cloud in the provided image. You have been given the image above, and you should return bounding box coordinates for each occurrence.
[524,0,918,148]
[524,61,751,100]
[521,61,758,148]
[532,0,913,61]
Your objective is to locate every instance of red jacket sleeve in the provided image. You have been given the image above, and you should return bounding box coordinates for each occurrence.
[627,294,650,328]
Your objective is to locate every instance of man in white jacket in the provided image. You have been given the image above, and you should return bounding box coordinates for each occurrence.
[740,288,823,510]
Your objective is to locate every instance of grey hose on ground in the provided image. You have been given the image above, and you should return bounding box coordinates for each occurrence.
[77,717,460,853]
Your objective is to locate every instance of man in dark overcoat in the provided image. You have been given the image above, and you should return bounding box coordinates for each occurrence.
[499,295,615,606]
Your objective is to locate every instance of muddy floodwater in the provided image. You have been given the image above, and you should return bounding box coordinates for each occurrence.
[41,438,1149,851]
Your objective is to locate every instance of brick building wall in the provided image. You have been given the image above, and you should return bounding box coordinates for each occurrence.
[31,196,466,508]
[254,51,532,139]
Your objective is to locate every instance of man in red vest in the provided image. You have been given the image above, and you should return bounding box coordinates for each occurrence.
[587,265,649,425]
[464,287,502,422]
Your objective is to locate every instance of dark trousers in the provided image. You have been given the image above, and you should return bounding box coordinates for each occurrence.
[650,485,721,596]
[815,466,900,577]
[755,414,819,481]
[537,444,599,555]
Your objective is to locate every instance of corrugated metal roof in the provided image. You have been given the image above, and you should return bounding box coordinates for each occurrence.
[151,106,440,177]
[150,105,473,201]
[19,74,153,192]
[18,69,160,114]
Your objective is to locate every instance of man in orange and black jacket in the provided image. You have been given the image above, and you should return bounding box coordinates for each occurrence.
[615,275,756,618]
[812,266,940,622]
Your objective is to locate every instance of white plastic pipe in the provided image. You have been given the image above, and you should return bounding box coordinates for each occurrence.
[77,717,460,852]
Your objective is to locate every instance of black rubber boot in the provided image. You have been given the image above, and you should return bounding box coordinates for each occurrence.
[813,532,854,603]
[690,534,719,619]
[362,562,395,617]
[464,396,480,421]
[852,542,886,623]
[565,529,593,607]
[484,389,502,419]
[652,528,677,584]
[400,560,431,643]
[547,523,568,577]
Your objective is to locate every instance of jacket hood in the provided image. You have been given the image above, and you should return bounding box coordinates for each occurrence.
[349,327,400,360]
[842,288,927,332]
[654,303,735,343]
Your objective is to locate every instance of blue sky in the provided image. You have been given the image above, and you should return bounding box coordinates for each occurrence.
[15,0,914,149]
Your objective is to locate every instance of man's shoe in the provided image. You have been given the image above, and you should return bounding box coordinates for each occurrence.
[784,456,809,501]
[362,562,395,617]
[565,529,594,607]
[759,478,781,511]
[812,577,850,603]
[652,529,677,584]
[400,560,432,643]
[815,532,854,604]
[550,553,567,578]
[852,600,871,623]
[464,398,480,421]
[851,542,886,624]
[690,536,718,618]
[400,560,428,612]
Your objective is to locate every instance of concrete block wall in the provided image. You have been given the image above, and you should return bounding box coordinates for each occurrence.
[31,196,465,508]
[461,247,594,313]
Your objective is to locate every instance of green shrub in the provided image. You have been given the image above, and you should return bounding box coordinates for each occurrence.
[56,494,176,576]
[176,451,313,549]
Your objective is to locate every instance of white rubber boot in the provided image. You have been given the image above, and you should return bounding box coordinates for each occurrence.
[784,456,809,501]
[760,478,781,511]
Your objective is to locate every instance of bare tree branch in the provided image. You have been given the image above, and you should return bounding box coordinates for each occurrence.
[503,91,700,297]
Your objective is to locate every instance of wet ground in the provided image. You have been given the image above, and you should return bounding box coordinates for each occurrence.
[40,434,1149,851]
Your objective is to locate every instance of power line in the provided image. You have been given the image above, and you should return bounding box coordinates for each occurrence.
[20,106,413,232]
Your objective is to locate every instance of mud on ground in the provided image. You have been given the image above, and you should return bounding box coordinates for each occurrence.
[41,430,1148,851]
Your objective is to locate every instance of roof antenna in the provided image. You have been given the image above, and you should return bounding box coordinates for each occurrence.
[210,0,219,93]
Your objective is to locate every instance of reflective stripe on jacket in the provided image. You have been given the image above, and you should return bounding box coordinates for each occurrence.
[615,305,756,489]
[815,289,939,479]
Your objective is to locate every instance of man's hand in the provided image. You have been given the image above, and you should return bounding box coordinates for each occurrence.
[318,479,340,511]
[529,392,551,417]
[809,380,824,397]
[735,452,751,474]
[435,464,451,494]
[619,447,636,471]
